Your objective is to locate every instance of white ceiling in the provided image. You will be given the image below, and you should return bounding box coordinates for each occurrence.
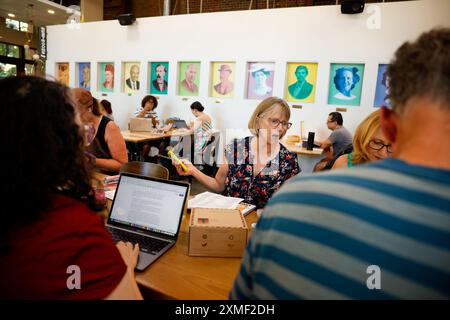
[0,0,80,27]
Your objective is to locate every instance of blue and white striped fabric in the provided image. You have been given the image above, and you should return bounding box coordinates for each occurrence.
[230,158,450,299]
[133,107,158,119]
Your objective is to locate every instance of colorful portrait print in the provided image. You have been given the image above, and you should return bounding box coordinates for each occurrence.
[99,62,114,93]
[373,64,391,108]
[123,62,140,93]
[285,62,318,103]
[178,61,201,96]
[246,62,275,100]
[328,63,365,106]
[210,61,235,98]
[78,62,91,90]
[57,62,69,86]
[150,62,169,95]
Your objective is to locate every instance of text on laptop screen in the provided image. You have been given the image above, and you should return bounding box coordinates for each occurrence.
[110,175,187,236]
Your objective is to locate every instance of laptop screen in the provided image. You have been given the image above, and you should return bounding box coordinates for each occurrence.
[173,120,188,129]
[109,175,188,237]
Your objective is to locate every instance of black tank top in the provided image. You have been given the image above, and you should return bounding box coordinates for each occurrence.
[87,116,112,159]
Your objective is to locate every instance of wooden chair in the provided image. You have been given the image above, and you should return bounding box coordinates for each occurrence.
[120,161,169,180]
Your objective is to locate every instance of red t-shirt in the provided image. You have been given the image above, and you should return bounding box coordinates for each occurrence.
[0,194,127,299]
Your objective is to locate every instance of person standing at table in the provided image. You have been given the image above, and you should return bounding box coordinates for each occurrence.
[0,76,142,299]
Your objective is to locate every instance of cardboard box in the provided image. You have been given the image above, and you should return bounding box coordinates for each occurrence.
[188,208,248,257]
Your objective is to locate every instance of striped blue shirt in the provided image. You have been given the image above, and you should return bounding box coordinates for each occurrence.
[134,107,158,120]
[230,158,450,299]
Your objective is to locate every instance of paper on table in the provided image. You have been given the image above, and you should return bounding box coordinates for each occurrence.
[188,191,243,209]
[105,190,116,200]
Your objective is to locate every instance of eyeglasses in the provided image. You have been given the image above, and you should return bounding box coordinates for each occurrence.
[368,140,393,153]
[268,118,292,129]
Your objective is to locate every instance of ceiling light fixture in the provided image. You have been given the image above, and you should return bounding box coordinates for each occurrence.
[48,9,55,14]
[8,13,15,18]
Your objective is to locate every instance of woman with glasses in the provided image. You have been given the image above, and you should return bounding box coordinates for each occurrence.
[174,97,300,208]
[332,109,391,169]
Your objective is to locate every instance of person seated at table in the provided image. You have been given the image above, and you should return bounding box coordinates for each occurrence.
[134,95,161,160]
[332,109,392,169]
[73,88,128,173]
[0,76,142,299]
[174,97,301,209]
[134,94,159,127]
[313,111,353,171]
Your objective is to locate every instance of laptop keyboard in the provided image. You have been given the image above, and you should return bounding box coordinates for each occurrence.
[108,227,170,254]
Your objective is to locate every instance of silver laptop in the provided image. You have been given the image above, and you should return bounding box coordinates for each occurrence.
[129,117,154,132]
[106,172,190,271]
[172,119,188,129]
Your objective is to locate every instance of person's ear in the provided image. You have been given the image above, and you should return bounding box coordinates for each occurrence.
[380,106,398,144]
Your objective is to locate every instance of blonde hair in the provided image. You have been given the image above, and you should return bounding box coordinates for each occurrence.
[248,97,291,138]
[352,109,381,165]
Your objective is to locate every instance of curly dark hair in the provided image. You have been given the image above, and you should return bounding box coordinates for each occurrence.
[190,101,204,112]
[388,28,450,114]
[141,95,158,109]
[0,76,93,241]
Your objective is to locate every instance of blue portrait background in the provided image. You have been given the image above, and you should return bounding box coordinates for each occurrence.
[373,64,391,108]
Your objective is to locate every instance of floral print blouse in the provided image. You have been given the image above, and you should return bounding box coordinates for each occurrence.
[223,136,300,208]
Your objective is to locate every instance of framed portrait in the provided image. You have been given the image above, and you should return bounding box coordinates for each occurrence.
[76,62,91,90]
[56,62,69,86]
[210,61,235,98]
[149,62,169,95]
[122,61,141,93]
[373,64,391,108]
[327,63,365,106]
[246,62,275,100]
[285,62,318,103]
[178,61,201,96]
[98,62,115,93]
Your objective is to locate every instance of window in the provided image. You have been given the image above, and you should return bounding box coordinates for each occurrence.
[5,18,19,31]
[20,22,29,32]
[0,63,17,78]
[5,18,30,33]
[0,43,19,58]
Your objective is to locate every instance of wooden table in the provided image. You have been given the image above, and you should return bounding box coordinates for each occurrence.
[121,129,193,144]
[93,171,258,300]
[135,210,258,299]
[281,140,323,156]
[282,141,323,173]
[121,129,193,161]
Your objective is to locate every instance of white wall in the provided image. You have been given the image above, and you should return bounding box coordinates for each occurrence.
[46,0,450,142]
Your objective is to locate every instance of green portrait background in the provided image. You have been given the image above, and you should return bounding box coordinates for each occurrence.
[99,62,114,93]
[150,61,169,95]
[178,61,201,96]
[327,63,364,106]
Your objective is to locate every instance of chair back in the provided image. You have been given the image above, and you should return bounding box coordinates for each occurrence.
[120,161,169,180]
